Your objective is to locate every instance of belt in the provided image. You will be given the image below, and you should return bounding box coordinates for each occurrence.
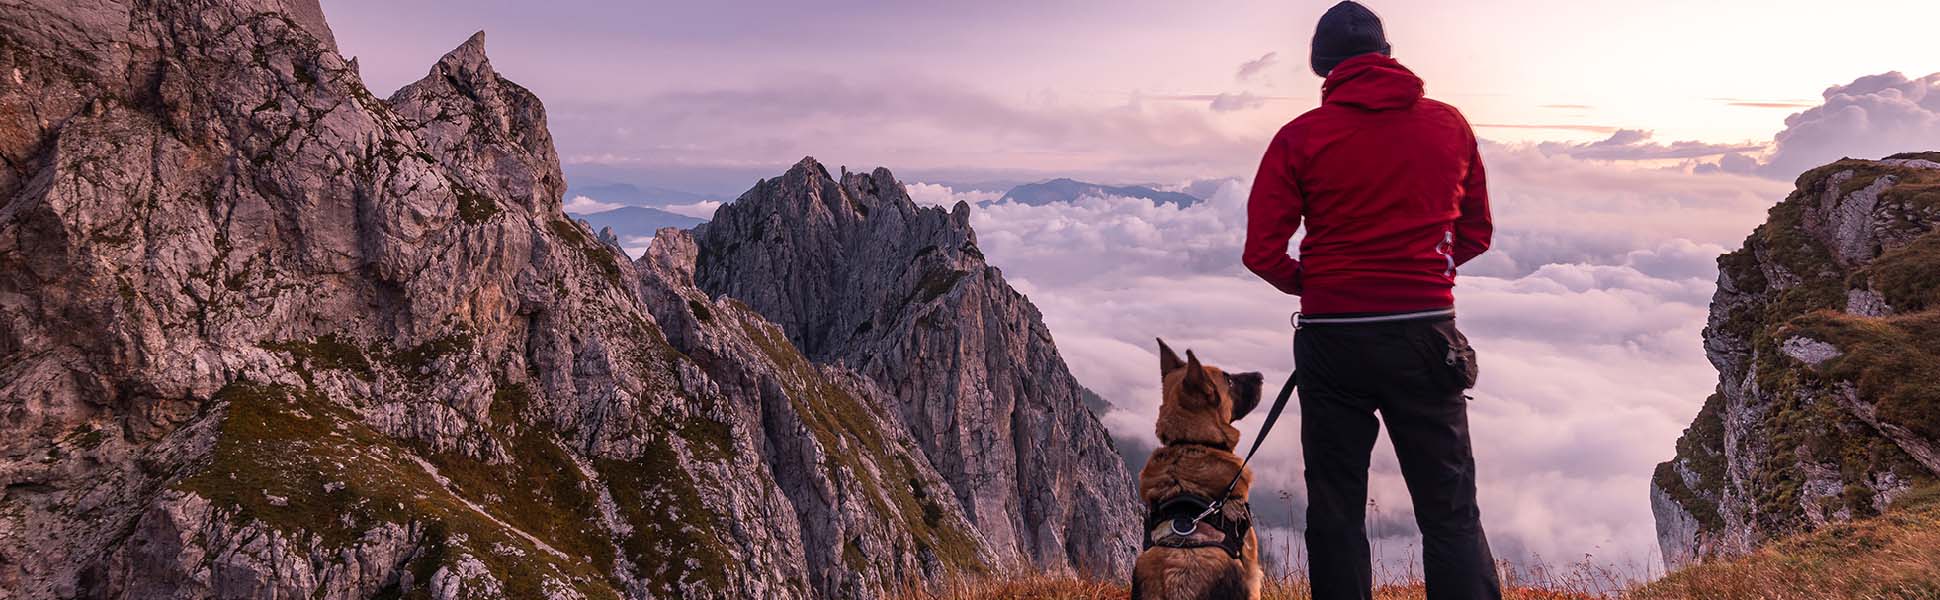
[1295,307,1455,326]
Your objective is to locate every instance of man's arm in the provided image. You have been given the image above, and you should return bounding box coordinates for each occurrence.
[1243,134,1305,295]
[1451,139,1492,266]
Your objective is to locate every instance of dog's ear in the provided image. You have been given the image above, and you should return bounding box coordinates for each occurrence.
[1158,338,1184,375]
[1226,371,1264,421]
[1182,350,1209,392]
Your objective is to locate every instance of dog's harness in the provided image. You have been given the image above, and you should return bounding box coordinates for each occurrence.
[1141,369,1299,559]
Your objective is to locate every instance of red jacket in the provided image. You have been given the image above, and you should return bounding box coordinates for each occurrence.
[1243,54,1491,315]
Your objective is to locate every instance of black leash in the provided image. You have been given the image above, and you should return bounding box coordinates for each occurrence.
[1187,368,1298,526]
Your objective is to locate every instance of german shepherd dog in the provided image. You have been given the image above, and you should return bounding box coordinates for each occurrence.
[1131,340,1265,600]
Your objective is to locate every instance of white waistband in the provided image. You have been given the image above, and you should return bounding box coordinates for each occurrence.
[1296,307,1455,325]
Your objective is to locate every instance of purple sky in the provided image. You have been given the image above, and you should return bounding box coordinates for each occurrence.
[326,0,1938,190]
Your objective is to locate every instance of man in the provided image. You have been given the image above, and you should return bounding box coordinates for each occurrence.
[1241,2,1500,599]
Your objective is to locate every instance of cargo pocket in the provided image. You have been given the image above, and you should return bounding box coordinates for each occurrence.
[1424,320,1479,391]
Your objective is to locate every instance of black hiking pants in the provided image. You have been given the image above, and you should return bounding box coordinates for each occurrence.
[1296,315,1502,600]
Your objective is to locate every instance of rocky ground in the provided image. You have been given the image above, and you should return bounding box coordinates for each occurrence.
[0,1,1137,598]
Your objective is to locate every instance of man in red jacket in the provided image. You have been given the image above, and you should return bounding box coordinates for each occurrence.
[1243,2,1501,599]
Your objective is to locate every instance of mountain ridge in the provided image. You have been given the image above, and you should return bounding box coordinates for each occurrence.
[1001,178,1200,207]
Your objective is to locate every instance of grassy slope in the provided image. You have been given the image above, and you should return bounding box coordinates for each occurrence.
[1634,487,1940,599]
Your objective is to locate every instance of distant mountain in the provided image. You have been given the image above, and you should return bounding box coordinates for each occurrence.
[1001,178,1201,207]
[566,181,713,206]
[573,205,706,246]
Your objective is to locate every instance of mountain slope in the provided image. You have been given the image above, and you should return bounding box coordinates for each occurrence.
[1652,153,1940,570]
[0,1,1075,598]
[691,160,1143,574]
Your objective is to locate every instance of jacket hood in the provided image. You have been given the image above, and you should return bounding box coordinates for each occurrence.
[1321,54,1423,111]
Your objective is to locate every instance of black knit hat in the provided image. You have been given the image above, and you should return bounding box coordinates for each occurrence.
[1310,1,1391,77]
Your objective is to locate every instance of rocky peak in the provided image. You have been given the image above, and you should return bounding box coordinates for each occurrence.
[696,157,982,360]
[1653,153,1940,570]
[388,30,562,215]
[692,157,1142,574]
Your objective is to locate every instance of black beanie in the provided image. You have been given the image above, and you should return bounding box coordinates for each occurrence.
[1310,1,1391,77]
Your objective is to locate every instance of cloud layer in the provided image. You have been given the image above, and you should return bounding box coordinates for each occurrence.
[928,147,1790,575]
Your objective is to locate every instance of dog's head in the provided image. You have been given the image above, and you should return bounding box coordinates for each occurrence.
[1153,338,1264,449]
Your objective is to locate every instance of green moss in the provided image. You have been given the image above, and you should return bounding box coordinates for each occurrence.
[726,307,986,572]
[115,277,139,312]
[261,334,374,381]
[174,382,623,599]
[1656,393,1729,532]
[687,299,714,324]
[549,219,624,287]
[1857,222,1940,313]
[59,424,106,451]
[420,384,615,569]
[675,415,732,462]
[598,444,733,593]
[843,537,868,571]
[1789,312,1940,442]
[261,333,476,384]
[384,332,475,376]
[913,269,967,306]
[451,179,501,225]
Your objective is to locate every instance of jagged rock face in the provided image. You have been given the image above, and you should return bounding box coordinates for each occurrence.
[690,159,1143,575]
[633,230,996,597]
[0,1,1002,598]
[1653,153,1940,570]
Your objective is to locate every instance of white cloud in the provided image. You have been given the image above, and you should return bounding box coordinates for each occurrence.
[905,182,1003,208]
[1704,71,1940,178]
[957,145,1795,573]
[562,194,625,214]
[660,199,725,219]
[1761,71,1940,176]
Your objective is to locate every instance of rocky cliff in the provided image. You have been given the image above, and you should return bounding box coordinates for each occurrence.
[1653,153,1940,570]
[0,0,1128,598]
[690,161,1142,575]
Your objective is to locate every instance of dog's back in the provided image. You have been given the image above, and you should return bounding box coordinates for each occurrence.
[1133,444,1259,600]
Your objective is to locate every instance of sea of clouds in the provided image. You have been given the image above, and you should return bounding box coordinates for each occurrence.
[910,145,1792,579]
[895,70,1939,577]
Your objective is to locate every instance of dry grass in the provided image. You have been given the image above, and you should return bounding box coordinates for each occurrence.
[1630,492,1940,600]
[897,567,1610,600]
[901,491,1940,600]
